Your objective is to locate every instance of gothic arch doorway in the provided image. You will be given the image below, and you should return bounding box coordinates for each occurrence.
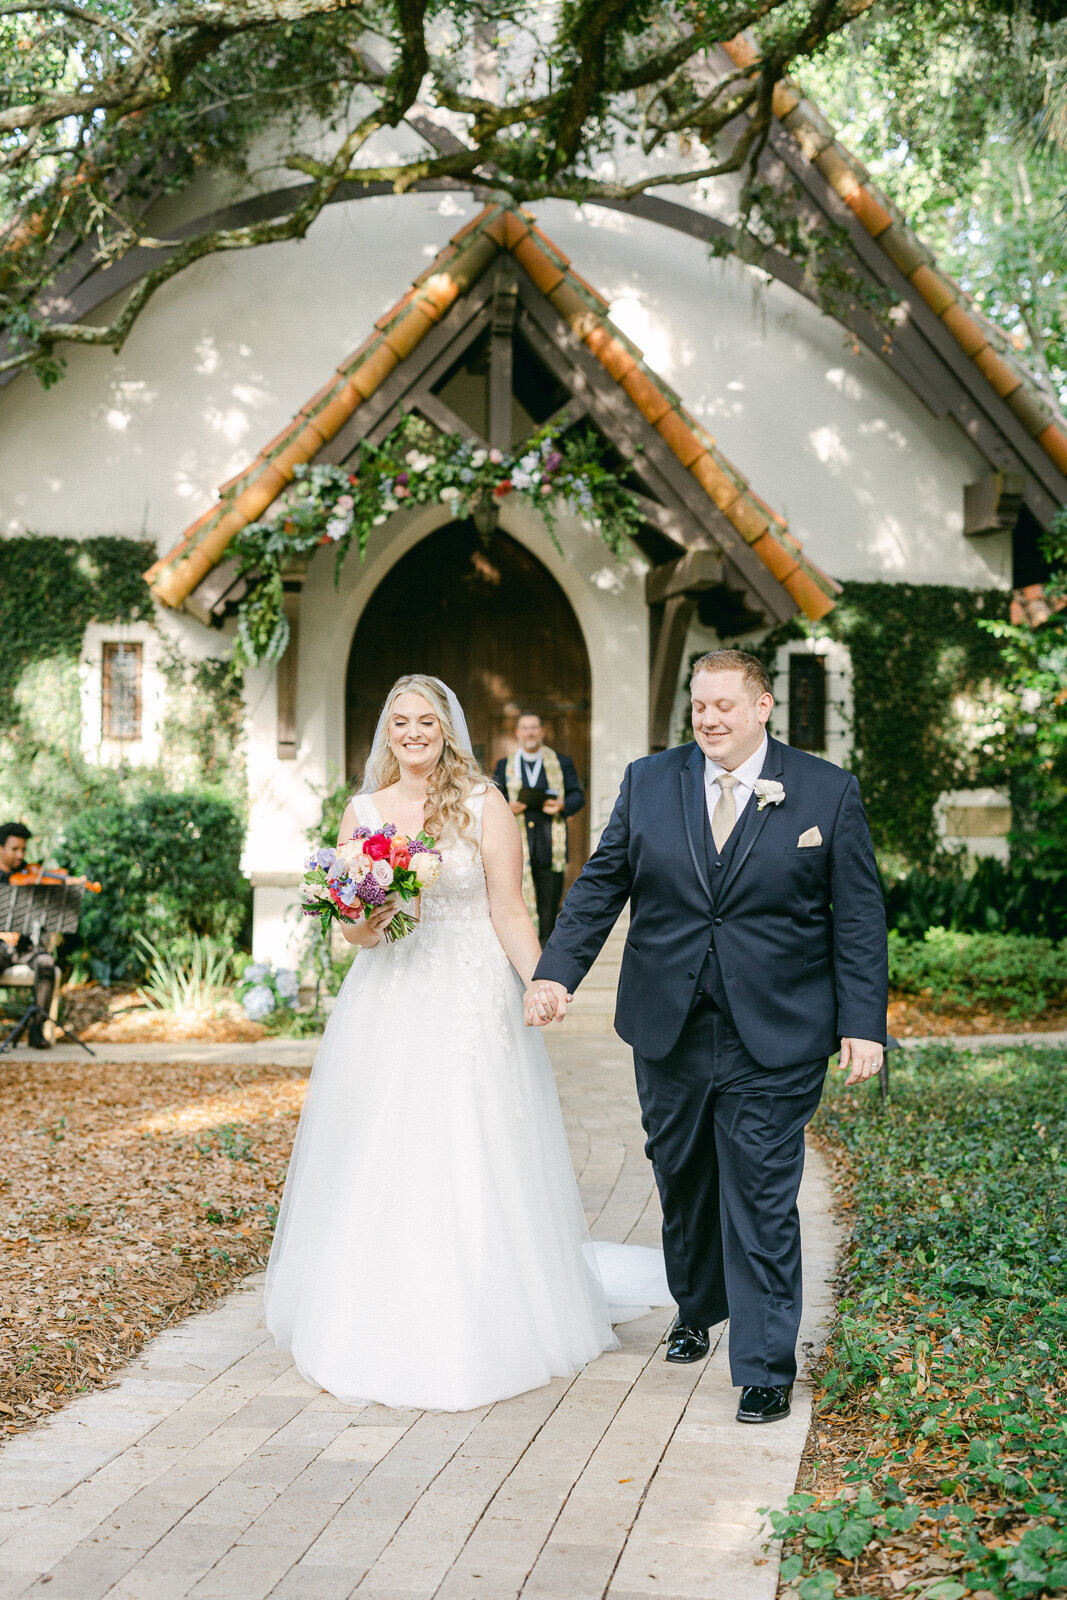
[345,521,592,882]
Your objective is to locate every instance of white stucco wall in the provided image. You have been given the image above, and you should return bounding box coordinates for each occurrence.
[1,187,1005,594]
[0,180,1015,960]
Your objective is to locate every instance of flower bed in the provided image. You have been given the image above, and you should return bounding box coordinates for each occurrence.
[888,931,1067,1022]
[0,1058,307,1434]
[770,1044,1067,1599]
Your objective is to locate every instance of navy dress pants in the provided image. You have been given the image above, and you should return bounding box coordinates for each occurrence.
[633,1002,826,1388]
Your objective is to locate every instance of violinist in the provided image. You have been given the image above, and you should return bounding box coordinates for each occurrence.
[0,823,57,1049]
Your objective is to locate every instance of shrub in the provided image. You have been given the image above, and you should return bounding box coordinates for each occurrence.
[63,791,249,982]
[883,855,1067,941]
[888,927,1067,1018]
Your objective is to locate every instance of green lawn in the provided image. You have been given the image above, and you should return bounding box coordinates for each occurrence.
[771,1044,1067,1600]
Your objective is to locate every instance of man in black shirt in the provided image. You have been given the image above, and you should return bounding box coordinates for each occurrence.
[0,823,57,1048]
[493,713,585,943]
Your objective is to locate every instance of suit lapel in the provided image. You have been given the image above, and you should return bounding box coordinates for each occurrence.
[717,736,785,902]
[680,743,714,908]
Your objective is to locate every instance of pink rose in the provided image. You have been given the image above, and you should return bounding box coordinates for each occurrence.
[371,859,394,888]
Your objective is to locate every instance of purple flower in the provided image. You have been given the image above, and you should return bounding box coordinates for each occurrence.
[381,822,397,838]
[356,872,387,906]
[395,471,409,487]
[545,450,563,473]
[314,847,335,869]
[407,838,428,854]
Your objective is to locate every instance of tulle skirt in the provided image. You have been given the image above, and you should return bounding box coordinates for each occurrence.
[264,917,670,1412]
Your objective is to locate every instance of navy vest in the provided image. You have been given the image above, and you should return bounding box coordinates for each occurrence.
[695,785,747,1016]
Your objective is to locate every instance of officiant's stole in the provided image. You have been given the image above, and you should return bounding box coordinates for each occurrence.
[505,746,568,920]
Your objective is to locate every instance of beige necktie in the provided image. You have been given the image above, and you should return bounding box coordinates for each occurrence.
[711,773,740,852]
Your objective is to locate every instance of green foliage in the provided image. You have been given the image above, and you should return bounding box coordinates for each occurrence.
[980,510,1067,871]
[766,1045,1067,1598]
[757,582,1011,866]
[0,535,153,697]
[888,928,1067,1017]
[231,415,640,666]
[799,6,1067,406]
[156,649,247,814]
[0,536,156,849]
[134,934,235,1015]
[883,855,1067,941]
[62,791,249,983]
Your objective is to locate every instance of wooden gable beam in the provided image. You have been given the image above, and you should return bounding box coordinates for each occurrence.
[514,282,796,626]
[489,262,519,451]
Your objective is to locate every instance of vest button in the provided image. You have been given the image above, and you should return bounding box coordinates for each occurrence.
[714,916,723,926]
[687,971,695,980]
[715,861,724,869]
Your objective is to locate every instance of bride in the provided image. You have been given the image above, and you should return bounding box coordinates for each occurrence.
[264,673,669,1412]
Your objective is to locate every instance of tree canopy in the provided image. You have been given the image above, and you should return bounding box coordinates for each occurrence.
[1,0,1065,393]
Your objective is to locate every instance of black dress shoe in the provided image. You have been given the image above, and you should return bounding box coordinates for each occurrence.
[736,1384,792,1423]
[664,1315,710,1363]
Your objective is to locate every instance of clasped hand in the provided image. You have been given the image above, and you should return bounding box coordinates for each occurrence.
[523,980,571,1026]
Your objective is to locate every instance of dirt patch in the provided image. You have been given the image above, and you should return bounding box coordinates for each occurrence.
[0,1057,306,1436]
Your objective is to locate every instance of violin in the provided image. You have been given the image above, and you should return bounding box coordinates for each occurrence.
[9,864,102,893]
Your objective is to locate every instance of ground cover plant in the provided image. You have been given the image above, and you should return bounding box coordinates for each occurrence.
[888,931,1067,1021]
[0,1058,307,1435]
[771,1045,1067,1599]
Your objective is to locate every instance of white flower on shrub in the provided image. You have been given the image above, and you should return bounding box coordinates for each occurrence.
[274,968,300,1003]
[243,963,271,985]
[242,984,276,1020]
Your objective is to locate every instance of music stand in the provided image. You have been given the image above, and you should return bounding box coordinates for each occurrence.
[0,881,96,1056]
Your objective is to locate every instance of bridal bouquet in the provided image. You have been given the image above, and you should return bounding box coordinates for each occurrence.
[302,824,443,942]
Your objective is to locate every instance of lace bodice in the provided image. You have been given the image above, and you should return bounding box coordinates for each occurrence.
[351,786,493,932]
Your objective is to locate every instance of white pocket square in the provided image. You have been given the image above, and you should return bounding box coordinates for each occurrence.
[797,826,823,848]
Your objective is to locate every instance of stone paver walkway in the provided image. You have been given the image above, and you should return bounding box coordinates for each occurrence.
[0,1034,839,1600]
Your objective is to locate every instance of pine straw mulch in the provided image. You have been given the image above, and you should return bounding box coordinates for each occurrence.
[54,983,268,1044]
[0,1057,307,1436]
[887,992,1067,1038]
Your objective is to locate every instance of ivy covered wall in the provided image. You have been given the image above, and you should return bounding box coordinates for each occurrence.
[757,581,1012,866]
[0,536,245,853]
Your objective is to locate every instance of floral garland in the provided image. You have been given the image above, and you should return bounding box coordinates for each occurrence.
[230,414,643,666]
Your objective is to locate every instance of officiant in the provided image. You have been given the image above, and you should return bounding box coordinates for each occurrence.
[493,712,584,942]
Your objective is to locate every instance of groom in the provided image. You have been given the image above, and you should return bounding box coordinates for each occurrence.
[526,650,887,1423]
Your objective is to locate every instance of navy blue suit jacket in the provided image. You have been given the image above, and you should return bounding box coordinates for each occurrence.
[533,736,888,1067]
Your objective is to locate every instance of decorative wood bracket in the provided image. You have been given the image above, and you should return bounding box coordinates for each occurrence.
[276,558,308,760]
[489,261,519,452]
[646,548,724,752]
[963,471,1026,538]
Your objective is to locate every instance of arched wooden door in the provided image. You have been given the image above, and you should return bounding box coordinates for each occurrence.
[346,521,591,884]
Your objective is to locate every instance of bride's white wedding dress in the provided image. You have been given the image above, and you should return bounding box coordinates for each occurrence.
[265,786,670,1412]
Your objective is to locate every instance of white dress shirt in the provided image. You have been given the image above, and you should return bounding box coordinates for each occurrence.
[520,748,545,787]
[704,735,769,833]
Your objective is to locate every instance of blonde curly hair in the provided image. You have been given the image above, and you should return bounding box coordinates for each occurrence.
[363,675,485,847]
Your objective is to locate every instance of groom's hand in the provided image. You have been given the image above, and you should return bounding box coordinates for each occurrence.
[838,1037,884,1086]
[523,980,571,1026]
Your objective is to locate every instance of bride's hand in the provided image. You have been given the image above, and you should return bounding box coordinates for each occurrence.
[342,902,395,947]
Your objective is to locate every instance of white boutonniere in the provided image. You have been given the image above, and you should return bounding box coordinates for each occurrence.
[753,779,786,812]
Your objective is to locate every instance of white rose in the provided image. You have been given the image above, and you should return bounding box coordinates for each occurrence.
[440,485,461,503]
[411,852,441,887]
[371,859,394,888]
[470,449,487,469]
[337,840,368,872]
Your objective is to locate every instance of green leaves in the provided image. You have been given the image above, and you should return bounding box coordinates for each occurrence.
[887,927,1067,1017]
[767,1044,1067,1597]
[230,413,640,667]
